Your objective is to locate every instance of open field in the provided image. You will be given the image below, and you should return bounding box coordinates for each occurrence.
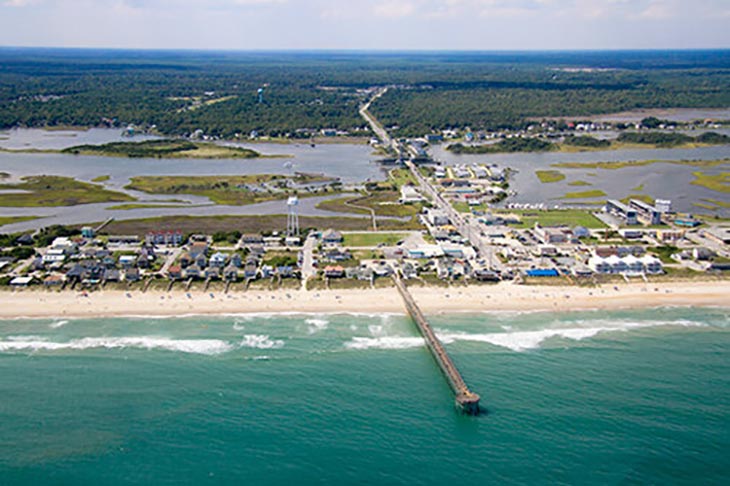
[98,214,420,235]
[502,209,607,229]
[0,176,135,207]
[342,232,408,247]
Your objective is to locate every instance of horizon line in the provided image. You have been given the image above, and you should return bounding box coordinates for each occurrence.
[1,46,729,54]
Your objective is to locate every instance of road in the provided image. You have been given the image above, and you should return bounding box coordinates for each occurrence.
[360,87,399,152]
[359,87,500,270]
[300,234,317,289]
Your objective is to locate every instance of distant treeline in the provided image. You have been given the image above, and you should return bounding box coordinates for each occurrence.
[448,138,554,154]
[617,131,730,147]
[1,49,729,138]
[447,131,730,154]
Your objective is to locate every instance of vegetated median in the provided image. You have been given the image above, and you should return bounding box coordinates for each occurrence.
[125,173,338,206]
[60,139,269,159]
[0,175,135,207]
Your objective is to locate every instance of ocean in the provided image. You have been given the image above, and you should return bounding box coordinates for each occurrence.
[0,307,728,485]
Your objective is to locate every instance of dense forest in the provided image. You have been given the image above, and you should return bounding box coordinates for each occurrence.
[1,49,729,138]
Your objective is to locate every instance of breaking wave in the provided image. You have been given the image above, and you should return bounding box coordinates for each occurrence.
[344,319,708,352]
[344,336,425,350]
[240,334,285,349]
[306,318,329,334]
[0,336,234,355]
[49,320,69,329]
[437,319,708,352]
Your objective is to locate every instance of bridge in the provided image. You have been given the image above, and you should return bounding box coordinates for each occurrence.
[392,275,481,415]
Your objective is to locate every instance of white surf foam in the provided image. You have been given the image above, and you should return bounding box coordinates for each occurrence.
[239,334,284,350]
[305,318,329,334]
[0,336,233,355]
[437,319,708,352]
[344,336,425,350]
[49,320,69,329]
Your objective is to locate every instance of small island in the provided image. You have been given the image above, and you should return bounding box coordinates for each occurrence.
[61,139,265,159]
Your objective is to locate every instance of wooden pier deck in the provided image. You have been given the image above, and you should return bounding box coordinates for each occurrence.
[393,276,481,415]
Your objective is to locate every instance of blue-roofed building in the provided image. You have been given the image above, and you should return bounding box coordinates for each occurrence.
[526,269,559,277]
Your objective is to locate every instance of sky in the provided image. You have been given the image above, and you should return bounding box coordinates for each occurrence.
[0,0,729,51]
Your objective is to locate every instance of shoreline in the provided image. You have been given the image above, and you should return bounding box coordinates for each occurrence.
[1,280,728,320]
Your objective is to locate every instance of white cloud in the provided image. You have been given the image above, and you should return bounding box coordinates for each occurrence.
[3,0,35,6]
[373,1,416,18]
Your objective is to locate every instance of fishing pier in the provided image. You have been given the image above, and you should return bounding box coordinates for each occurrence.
[392,276,481,415]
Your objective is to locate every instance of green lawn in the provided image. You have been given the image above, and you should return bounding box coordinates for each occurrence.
[388,168,417,188]
[0,176,135,207]
[504,209,607,229]
[342,232,408,247]
[536,170,566,183]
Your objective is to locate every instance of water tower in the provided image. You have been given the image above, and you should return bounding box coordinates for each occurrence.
[258,87,265,104]
[287,196,299,237]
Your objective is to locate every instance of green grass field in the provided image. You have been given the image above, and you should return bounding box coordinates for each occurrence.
[342,232,408,247]
[504,209,607,229]
[99,214,419,236]
[0,176,135,207]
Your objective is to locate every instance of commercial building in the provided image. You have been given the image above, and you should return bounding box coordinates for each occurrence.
[629,199,662,225]
[606,200,638,225]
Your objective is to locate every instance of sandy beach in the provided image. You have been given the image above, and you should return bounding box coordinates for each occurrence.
[0,280,728,319]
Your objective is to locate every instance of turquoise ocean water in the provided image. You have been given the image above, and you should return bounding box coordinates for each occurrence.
[0,307,729,484]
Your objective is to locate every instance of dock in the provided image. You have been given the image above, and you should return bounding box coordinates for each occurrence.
[392,276,481,415]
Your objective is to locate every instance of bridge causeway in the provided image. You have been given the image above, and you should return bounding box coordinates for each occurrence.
[392,276,481,415]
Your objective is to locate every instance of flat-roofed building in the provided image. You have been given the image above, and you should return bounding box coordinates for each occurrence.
[629,199,662,225]
[606,200,638,225]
